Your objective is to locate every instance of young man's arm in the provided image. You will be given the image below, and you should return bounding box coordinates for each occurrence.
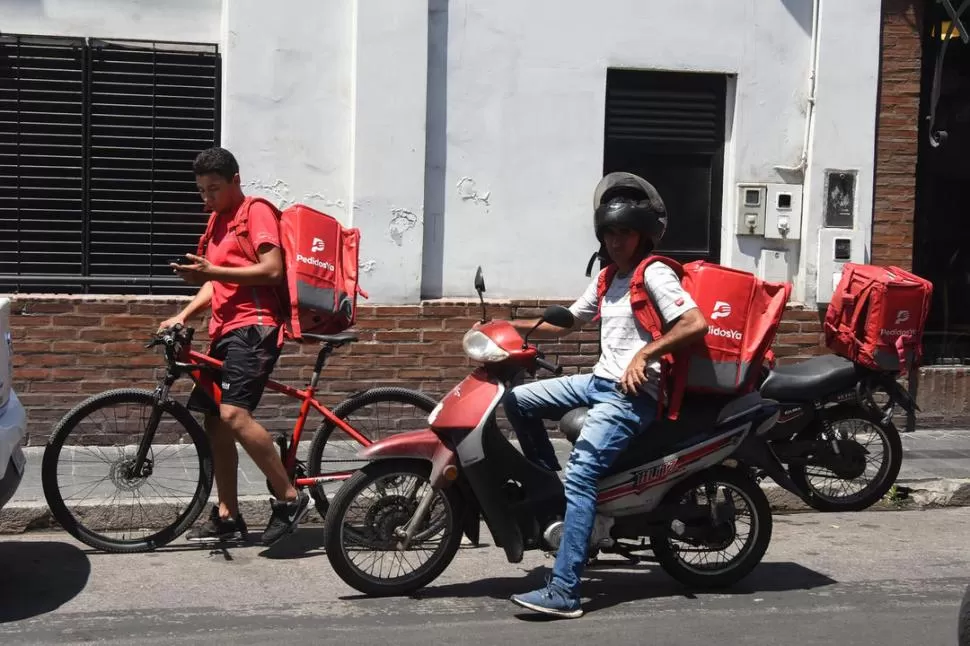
[505,277,600,338]
[620,264,709,394]
[179,244,283,287]
[174,201,283,287]
[508,318,577,338]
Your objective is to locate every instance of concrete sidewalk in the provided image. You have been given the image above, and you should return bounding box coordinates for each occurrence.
[2,430,970,533]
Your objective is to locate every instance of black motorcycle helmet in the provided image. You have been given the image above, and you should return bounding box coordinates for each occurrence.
[586,172,668,275]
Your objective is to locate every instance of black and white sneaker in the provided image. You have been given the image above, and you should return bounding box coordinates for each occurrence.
[186,505,248,543]
[261,491,310,546]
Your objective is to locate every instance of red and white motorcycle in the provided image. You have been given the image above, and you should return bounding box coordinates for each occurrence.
[324,268,793,597]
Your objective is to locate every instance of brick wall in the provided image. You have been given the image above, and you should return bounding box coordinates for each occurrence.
[871,0,923,269]
[8,297,831,444]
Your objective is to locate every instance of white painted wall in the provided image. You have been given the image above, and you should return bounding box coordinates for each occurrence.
[221,0,355,226]
[800,0,882,304]
[6,0,883,307]
[0,0,220,43]
[429,0,820,300]
[350,0,429,303]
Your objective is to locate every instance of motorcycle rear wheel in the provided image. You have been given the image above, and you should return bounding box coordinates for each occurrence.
[323,459,464,597]
[788,406,902,512]
[651,466,772,589]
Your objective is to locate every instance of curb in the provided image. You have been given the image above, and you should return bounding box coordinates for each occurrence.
[0,495,327,535]
[4,478,970,535]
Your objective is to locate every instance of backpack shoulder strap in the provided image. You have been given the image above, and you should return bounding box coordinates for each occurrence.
[196,211,219,257]
[229,196,282,264]
[631,255,692,421]
[628,255,685,338]
[593,264,619,322]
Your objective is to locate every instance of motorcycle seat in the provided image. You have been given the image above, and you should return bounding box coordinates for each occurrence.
[759,354,859,401]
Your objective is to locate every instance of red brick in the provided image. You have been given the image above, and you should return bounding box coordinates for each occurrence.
[12,341,52,353]
[11,314,53,327]
[18,302,77,314]
[27,327,79,340]
[102,315,157,329]
[52,315,104,327]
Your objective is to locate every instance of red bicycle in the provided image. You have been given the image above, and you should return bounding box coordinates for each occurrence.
[41,324,436,553]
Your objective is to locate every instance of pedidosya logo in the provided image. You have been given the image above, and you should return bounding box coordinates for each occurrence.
[711,301,732,320]
[296,253,335,272]
[881,309,917,338]
[709,301,742,340]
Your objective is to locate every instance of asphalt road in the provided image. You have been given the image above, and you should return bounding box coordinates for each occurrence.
[1,508,968,645]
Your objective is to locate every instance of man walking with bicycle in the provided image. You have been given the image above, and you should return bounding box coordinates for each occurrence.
[158,146,309,545]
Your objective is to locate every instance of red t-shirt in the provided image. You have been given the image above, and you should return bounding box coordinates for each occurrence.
[205,199,285,342]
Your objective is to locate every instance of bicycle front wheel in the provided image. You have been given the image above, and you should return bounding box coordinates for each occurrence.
[41,388,213,553]
[307,387,437,519]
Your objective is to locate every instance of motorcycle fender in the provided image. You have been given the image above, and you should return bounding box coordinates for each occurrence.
[357,429,459,489]
[430,369,506,468]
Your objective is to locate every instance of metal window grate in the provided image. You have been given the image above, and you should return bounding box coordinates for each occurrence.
[0,34,220,295]
[603,69,727,264]
[605,69,725,152]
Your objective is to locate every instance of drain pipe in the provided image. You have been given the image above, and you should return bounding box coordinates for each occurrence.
[775,0,821,178]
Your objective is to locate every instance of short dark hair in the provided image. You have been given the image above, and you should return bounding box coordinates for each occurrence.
[193,147,239,181]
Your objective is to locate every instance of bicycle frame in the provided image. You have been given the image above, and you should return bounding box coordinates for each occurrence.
[183,348,371,488]
[133,326,373,490]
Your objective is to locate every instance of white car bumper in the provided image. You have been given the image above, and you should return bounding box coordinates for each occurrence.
[0,390,27,509]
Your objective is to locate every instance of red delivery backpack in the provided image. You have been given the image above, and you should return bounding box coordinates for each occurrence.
[596,256,791,419]
[197,197,368,341]
[677,260,791,393]
[824,263,933,374]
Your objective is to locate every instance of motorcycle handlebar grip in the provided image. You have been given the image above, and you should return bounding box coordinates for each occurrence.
[536,358,562,376]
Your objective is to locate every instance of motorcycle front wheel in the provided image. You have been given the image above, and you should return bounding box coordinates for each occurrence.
[323,459,464,597]
[650,466,772,589]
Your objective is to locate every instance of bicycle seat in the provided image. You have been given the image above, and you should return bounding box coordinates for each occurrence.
[302,332,359,347]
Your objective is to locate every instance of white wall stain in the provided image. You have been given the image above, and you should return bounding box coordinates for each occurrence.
[359,260,377,273]
[388,208,420,246]
[456,176,490,206]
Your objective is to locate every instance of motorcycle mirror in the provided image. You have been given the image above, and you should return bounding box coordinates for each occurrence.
[541,305,575,329]
[474,266,487,323]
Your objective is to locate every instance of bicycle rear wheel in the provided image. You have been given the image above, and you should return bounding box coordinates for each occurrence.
[42,388,213,553]
[307,387,437,519]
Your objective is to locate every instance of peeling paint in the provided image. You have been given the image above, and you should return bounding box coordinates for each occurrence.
[456,176,490,205]
[302,192,346,210]
[359,260,377,273]
[243,179,294,208]
[388,208,420,246]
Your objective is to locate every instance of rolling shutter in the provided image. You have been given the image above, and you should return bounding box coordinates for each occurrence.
[0,35,220,295]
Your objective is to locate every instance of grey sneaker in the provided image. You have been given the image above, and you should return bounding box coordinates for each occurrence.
[261,491,310,546]
[186,505,248,543]
[511,582,583,619]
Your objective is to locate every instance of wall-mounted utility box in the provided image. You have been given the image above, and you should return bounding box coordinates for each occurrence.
[736,184,766,236]
[765,184,803,240]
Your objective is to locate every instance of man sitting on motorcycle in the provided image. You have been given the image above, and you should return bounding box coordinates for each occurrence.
[504,172,709,618]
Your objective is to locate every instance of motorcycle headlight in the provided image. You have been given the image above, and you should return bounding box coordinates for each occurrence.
[462,329,509,363]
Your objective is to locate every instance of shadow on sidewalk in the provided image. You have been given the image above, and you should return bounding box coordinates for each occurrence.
[0,541,91,623]
[397,559,837,618]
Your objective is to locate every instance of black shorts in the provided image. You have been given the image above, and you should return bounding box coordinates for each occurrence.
[187,325,281,415]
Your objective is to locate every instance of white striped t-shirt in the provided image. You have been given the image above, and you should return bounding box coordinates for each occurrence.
[568,263,697,399]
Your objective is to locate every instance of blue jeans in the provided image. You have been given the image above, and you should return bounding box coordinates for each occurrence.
[503,373,657,596]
